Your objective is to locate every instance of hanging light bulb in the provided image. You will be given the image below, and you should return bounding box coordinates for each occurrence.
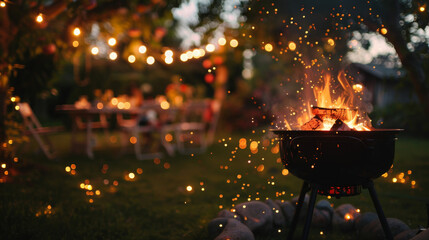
[73,27,81,36]
[108,37,116,46]
[146,56,155,65]
[109,52,118,60]
[138,45,147,54]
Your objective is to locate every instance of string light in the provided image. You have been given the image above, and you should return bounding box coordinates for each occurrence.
[264,43,273,52]
[73,27,81,36]
[164,49,173,57]
[165,57,173,64]
[72,41,79,47]
[288,41,297,51]
[218,37,227,46]
[146,56,155,65]
[109,52,118,60]
[180,53,188,62]
[380,28,388,35]
[0,1,6,7]
[128,55,136,63]
[91,47,99,55]
[419,6,426,12]
[206,44,215,52]
[230,39,239,48]
[138,45,147,54]
[108,37,116,46]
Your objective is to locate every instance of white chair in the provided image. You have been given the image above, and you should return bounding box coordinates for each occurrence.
[174,99,221,154]
[18,102,64,159]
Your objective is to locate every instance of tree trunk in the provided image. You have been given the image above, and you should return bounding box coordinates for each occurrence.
[381,0,429,116]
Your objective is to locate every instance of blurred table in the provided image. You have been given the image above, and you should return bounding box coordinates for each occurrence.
[56,105,141,159]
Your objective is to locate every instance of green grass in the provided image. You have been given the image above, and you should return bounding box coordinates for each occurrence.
[1,131,428,240]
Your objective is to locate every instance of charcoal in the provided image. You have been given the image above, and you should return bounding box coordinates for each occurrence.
[330,119,352,131]
[301,116,323,130]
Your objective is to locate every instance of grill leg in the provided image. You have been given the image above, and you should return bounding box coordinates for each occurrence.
[301,184,318,240]
[366,181,393,240]
[288,181,310,240]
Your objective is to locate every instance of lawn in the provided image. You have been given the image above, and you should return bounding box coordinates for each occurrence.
[1,130,428,240]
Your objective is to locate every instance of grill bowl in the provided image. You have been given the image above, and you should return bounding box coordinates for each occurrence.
[272,129,403,185]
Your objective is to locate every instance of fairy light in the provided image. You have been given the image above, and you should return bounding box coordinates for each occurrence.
[164,50,173,57]
[72,41,79,47]
[36,14,44,23]
[230,39,239,48]
[128,172,135,179]
[128,55,136,63]
[327,38,335,46]
[206,44,215,52]
[218,37,227,46]
[91,47,99,55]
[419,6,426,12]
[186,185,193,192]
[380,28,388,35]
[73,27,81,36]
[0,1,6,7]
[264,43,273,52]
[107,37,116,46]
[109,52,118,60]
[138,45,147,54]
[288,41,296,51]
[180,53,188,62]
[146,56,155,65]
[165,57,173,64]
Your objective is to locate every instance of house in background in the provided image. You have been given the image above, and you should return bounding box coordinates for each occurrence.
[347,62,416,108]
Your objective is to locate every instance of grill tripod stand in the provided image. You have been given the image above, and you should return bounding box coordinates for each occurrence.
[287,180,393,240]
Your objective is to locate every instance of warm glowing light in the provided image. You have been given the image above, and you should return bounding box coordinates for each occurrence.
[0,1,6,7]
[411,180,416,186]
[128,55,136,63]
[165,133,173,142]
[107,37,116,46]
[165,57,173,64]
[199,49,206,57]
[147,56,155,65]
[380,28,388,35]
[139,45,147,54]
[327,38,335,46]
[230,39,239,48]
[264,43,273,52]
[257,164,265,172]
[137,168,143,174]
[91,47,99,55]
[419,6,425,12]
[1,163,6,168]
[130,136,137,144]
[237,174,242,179]
[111,98,118,105]
[109,52,118,60]
[128,172,135,179]
[344,213,352,220]
[95,190,101,195]
[36,14,44,23]
[73,27,81,36]
[192,49,201,58]
[72,41,79,47]
[288,41,296,51]
[96,102,103,109]
[392,178,398,183]
[80,183,85,189]
[160,101,170,110]
[250,141,258,151]
[164,50,173,57]
[15,105,20,111]
[180,53,188,62]
[186,185,193,192]
[206,44,215,52]
[282,169,289,176]
[239,138,247,149]
[218,37,227,46]
[353,84,363,92]
[10,97,16,102]
[65,166,71,172]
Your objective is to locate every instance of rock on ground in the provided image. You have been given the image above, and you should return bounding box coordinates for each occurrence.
[355,212,378,234]
[279,201,295,226]
[409,229,429,240]
[333,204,360,232]
[235,201,273,234]
[394,229,420,240]
[218,209,241,221]
[214,218,255,240]
[208,218,229,239]
[266,199,286,228]
[312,208,332,228]
[359,218,410,240]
